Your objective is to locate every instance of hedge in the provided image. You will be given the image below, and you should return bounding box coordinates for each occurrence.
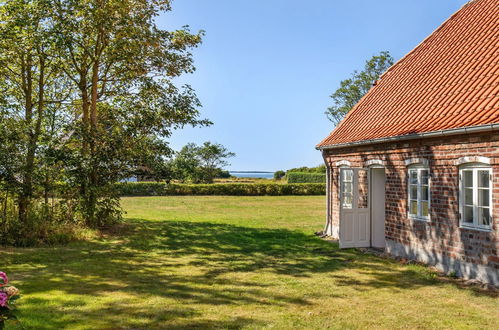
[287,172,326,183]
[115,182,325,196]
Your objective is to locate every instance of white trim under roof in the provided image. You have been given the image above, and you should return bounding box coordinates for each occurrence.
[317,123,499,151]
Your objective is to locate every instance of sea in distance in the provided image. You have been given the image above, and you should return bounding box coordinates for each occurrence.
[229,171,274,179]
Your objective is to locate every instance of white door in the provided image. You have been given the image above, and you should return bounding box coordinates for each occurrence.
[339,168,370,248]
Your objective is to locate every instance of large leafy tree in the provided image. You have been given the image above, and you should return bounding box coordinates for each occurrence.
[50,0,210,225]
[0,0,71,222]
[0,0,210,230]
[326,51,394,125]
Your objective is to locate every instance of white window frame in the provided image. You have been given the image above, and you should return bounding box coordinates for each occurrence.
[339,167,353,209]
[407,165,430,221]
[459,164,493,231]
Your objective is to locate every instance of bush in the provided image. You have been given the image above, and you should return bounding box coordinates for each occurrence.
[0,197,97,247]
[273,170,285,180]
[115,182,325,196]
[286,165,326,173]
[287,172,326,183]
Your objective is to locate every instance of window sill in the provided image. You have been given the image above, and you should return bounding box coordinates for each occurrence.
[459,225,493,233]
[409,216,430,222]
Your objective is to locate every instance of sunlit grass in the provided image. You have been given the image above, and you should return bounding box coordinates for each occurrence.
[2,196,498,329]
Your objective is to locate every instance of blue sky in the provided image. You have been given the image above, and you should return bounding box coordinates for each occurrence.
[158,0,469,172]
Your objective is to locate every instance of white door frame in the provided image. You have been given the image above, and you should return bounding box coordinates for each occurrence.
[339,168,371,248]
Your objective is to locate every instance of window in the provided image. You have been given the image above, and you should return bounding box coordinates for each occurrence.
[408,166,430,220]
[459,165,492,230]
[340,168,353,209]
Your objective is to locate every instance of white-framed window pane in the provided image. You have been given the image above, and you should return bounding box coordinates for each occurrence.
[342,169,353,182]
[410,200,418,215]
[478,189,489,207]
[464,188,473,205]
[478,170,489,188]
[421,170,429,185]
[408,167,430,219]
[344,182,352,193]
[410,170,418,184]
[478,207,490,226]
[410,185,418,199]
[343,194,353,209]
[421,201,429,217]
[463,206,473,223]
[463,170,473,188]
[460,167,492,229]
[421,185,429,201]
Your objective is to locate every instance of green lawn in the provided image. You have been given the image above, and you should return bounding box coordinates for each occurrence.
[2,196,498,329]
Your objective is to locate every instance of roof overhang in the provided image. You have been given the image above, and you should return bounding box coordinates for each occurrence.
[316,123,499,151]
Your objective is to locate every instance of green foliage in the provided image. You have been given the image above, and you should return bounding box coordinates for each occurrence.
[0,0,208,240]
[0,196,94,247]
[286,165,326,174]
[287,172,326,183]
[326,51,394,125]
[115,182,325,196]
[273,170,285,180]
[169,141,235,183]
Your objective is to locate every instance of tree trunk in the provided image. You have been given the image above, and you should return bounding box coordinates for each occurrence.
[18,52,46,222]
[18,53,34,223]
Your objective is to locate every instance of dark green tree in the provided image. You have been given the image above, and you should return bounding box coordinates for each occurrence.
[197,142,235,183]
[326,51,394,125]
[273,170,285,180]
[50,0,210,226]
[170,143,203,183]
[0,0,71,223]
[0,0,211,234]
[171,142,235,183]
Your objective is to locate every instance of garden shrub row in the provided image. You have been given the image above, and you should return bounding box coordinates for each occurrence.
[115,182,326,196]
[287,172,326,183]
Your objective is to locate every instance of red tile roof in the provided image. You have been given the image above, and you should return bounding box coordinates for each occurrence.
[318,0,499,149]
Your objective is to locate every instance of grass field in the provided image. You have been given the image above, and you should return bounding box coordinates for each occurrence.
[1,196,498,329]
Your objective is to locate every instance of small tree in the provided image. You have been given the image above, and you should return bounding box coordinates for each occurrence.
[274,170,285,180]
[197,142,235,183]
[326,51,394,125]
[171,142,235,183]
[170,143,202,183]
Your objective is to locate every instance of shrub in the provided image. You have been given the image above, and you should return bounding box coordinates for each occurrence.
[286,165,326,173]
[115,182,325,196]
[273,170,285,180]
[287,172,326,183]
[0,197,97,247]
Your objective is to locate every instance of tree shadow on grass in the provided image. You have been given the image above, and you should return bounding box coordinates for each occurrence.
[2,219,496,328]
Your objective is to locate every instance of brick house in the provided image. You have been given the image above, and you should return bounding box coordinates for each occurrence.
[317,0,498,285]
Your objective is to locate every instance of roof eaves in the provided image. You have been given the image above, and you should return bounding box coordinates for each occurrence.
[316,122,499,151]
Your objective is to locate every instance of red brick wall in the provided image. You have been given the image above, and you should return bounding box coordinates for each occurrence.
[323,131,499,270]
